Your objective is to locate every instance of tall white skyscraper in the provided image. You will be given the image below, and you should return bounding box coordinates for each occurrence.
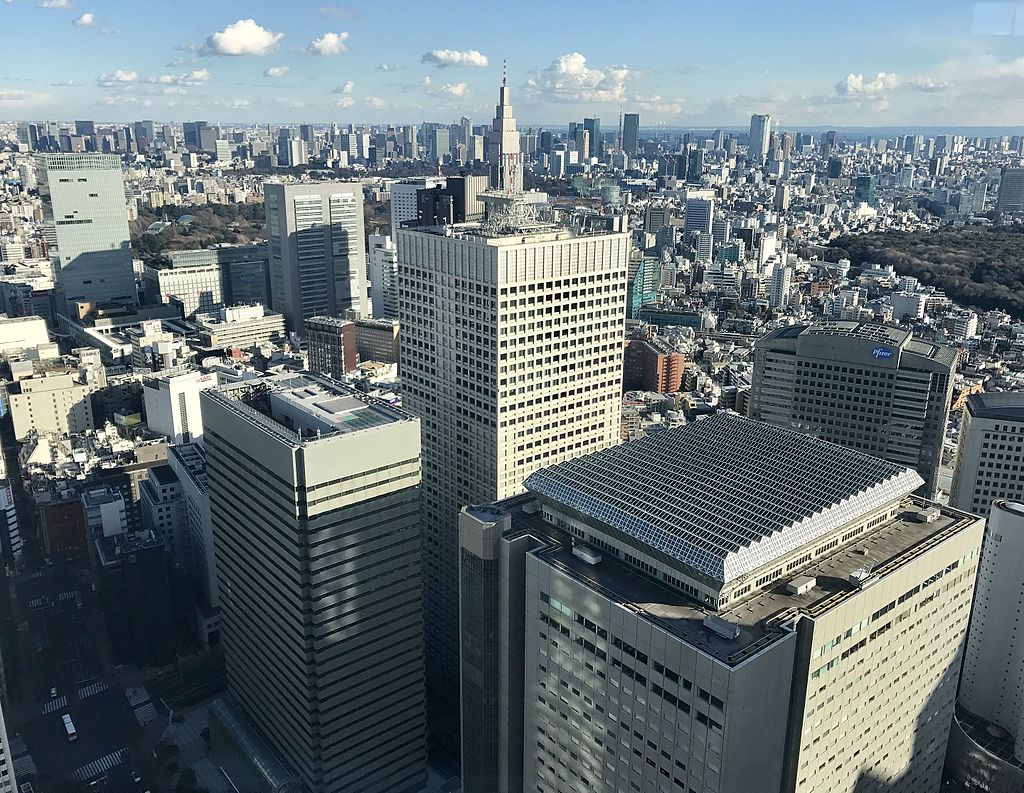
[36,153,136,314]
[367,233,399,319]
[265,182,367,332]
[202,374,426,793]
[769,263,793,309]
[390,177,445,238]
[749,113,772,165]
[398,208,629,757]
[487,67,523,192]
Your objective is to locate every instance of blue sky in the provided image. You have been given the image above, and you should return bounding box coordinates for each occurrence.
[3,0,1024,127]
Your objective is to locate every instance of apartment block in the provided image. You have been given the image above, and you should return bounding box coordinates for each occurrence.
[950,392,1024,514]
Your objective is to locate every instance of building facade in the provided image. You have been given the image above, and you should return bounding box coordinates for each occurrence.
[950,392,1024,514]
[354,318,399,364]
[367,233,399,319]
[36,153,137,313]
[265,182,367,332]
[202,374,425,793]
[9,372,94,441]
[750,321,956,497]
[459,415,984,793]
[143,259,223,318]
[398,213,629,755]
[143,368,218,445]
[305,315,357,378]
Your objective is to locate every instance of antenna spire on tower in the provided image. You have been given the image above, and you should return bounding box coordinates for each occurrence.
[502,59,507,86]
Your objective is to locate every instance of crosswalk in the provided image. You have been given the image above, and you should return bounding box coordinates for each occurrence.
[77,681,108,700]
[69,748,125,783]
[57,590,76,602]
[134,702,159,726]
[41,695,67,715]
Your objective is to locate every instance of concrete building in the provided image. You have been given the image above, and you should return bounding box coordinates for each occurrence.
[9,372,94,440]
[143,259,223,318]
[622,112,640,156]
[167,443,218,609]
[459,414,984,793]
[36,153,137,314]
[769,263,793,309]
[391,178,445,239]
[947,500,1024,790]
[367,233,399,319]
[623,336,684,393]
[202,373,425,793]
[487,73,523,192]
[750,321,956,497]
[683,197,713,239]
[305,315,357,378]
[194,304,287,350]
[0,702,15,793]
[950,392,1024,514]
[143,368,218,445]
[996,166,1024,214]
[0,315,48,356]
[398,208,629,756]
[354,318,399,364]
[164,245,270,308]
[81,485,128,541]
[265,182,367,332]
[139,463,187,563]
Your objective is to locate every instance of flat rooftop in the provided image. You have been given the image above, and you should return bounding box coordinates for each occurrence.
[967,391,1024,421]
[210,372,414,444]
[518,496,977,666]
[524,414,923,584]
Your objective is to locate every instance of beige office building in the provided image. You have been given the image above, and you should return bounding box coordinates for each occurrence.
[459,415,984,793]
[398,208,629,752]
[9,372,94,440]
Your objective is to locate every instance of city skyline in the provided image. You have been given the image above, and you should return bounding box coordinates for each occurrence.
[2,0,1024,126]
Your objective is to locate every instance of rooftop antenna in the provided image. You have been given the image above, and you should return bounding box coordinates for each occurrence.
[502,59,507,87]
[617,106,623,152]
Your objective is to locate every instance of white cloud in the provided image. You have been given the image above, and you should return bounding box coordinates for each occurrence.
[524,52,630,104]
[376,63,402,72]
[200,19,283,56]
[264,65,290,78]
[421,49,488,68]
[438,82,469,97]
[145,69,211,86]
[231,99,250,109]
[366,95,386,109]
[904,77,951,93]
[97,95,151,107]
[0,88,51,105]
[632,94,684,114]
[38,0,70,8]
[331,80,355,94]
[835,72,899,97]
[307,31,349,55]
[97,69,138,87]
[51,79,84,87]
[72,12,94,26]
[335,96,354,108]
[161,86,188,95]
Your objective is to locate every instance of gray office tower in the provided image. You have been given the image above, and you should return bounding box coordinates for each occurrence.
[202,373,425,793]
[750,321,956,497]
[36,153,137,314]
[996,166,1024,214]
[622,113,639,156]
[459,414,984,793]
[265,182,367,333]
[950,392,1024,513]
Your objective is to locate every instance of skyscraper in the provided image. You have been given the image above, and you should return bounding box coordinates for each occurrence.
[459,414,984,793]
[583,117,602,158]
[390,177,446,238]
[750,321,956,497]
[996,166,1024,214]
[265,182,367,332]
[622,112,640,156]
[202,374,426,793]
[749,113,771,164]
[950,392,1024,513]
[36,153,136,314]
[854,174,877,206]
[487,68,523,192]
[367,232,399,319]
[947,500,1024,789]
[398,207,629,757]
[682,196,714,239]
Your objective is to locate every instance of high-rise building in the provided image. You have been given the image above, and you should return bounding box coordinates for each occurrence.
[143,258,223,319]
[622,112,640,156]
[265,182,367,332]
[947,500,1024,789]
[390,177,445,238]
[686,148,704,183]
[749,113,771,164]
[583,117,602,158]
[683,197,713,239]
[769,263,793,309]
[854,174,877,206]
[142,369,218,445]
[487,70,523,192]
[996,167,1024,214]
[36,153,137,313]
[202,374,426,793]
[305,315,357,378]
[950,392,1024,513]
[0,701,15,793]
[367,233,399,319]
[398,209,629,757]
[458,414,985,793]
[750,321,957,496]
